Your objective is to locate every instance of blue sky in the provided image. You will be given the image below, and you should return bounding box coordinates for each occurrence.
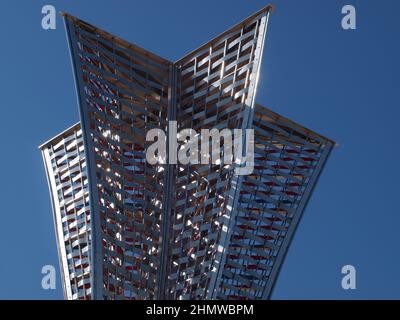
[0,0,399,299]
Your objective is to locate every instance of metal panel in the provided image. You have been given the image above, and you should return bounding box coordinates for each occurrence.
[64,13,171,299]
[215,104,334,300]
[40,123,91,300]
[169,7,272,300]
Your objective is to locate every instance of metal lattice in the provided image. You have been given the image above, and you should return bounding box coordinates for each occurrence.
[40,124,91,300]
[165,8,269,300]
[40,4,334,300]
[64,13,172,300]
[215,104,334,300]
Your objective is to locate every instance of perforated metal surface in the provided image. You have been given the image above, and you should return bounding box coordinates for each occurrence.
[40,124,91,300]
[40,5,333,300]
[166,8,269,300]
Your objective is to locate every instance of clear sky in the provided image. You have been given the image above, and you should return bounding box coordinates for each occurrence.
[0,0,399,299]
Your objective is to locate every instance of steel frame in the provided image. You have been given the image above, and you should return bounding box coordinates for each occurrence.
[40,4,334,300]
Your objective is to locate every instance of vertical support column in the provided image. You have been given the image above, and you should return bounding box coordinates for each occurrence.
[157,64,178,299]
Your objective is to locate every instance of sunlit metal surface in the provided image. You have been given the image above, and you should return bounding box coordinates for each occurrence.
[40,124,91,300]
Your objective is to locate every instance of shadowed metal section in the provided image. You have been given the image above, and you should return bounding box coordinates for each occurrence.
[64,13,171,299]
[215,104,334,300]
[157,64,178,299]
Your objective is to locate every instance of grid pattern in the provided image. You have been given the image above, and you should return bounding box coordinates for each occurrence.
[40,124,91,300]
[64,14,172,299]
[215,104,334,299]
[41,4,333,300]
[165,9,270,299]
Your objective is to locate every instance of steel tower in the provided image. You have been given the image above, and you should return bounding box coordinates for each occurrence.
[40,5,334,300]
